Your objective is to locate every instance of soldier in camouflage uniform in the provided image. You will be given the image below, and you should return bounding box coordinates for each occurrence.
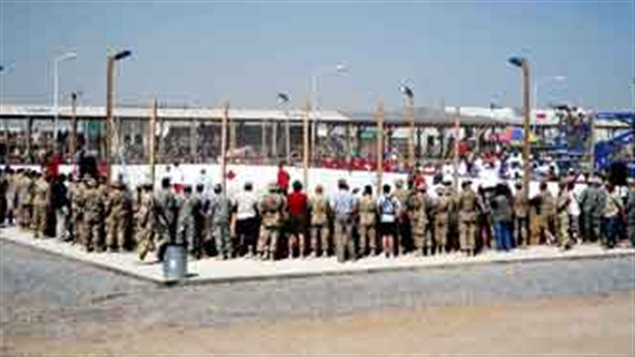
[445,181,460,252]
[31,172,50,238]
[70,176,87,246]
[136,184,157,261]
[19,171,35,229]
[357,185,377,257]
[177,185,196,255]
[191,184,207,258]
[556,181,572,249]
[408,183,429,256]
[539,181,556,244]
[309,185,330,258]
[512,181,529,247]
[105,181,130,252]
[258,183,286,260]
[580,176,600,242]
[154,177,178,261]
[208,184,234,259]
[433,186,450,254]
[458,180,477,256]
[81,176,105,252]
[393,178,410,255]
[602,183,622,249]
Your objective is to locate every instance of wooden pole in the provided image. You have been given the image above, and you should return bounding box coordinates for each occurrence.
[26,117,32,163]
[221,102,229,192]
[70,92,77,165]
[589,112,596,173]
[522,61,531,203]
[149,99,157,186]
[190,119,197,162]
[453,107,460,191]
[285,112,291,160]
[261,120,267,160]
[346,123,352,170]
[229,117,236,159]
[271,120,278,159]
[376,102,384,193]
[407,95,415,168]
[303,100,311,188]
[105,56,114,184]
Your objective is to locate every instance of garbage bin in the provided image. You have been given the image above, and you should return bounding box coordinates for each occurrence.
[163,244,187,281]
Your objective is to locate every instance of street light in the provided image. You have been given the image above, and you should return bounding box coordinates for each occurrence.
[508,56,531,206]
[105,49,132,184]
[310,63,348,163]
[53,51,77,142]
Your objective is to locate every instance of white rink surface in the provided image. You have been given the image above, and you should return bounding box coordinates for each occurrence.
[2,226,633,285]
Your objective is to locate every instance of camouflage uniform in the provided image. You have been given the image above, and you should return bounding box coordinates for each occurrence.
[579,180,600,242]
[136,186,156,261]
[18,173,34,229]
[556,185,571,248]
[408,186,428,255]
[154,187,178,260]
[309,190,330,257]
[31,175,50,238]
[512,185,529,246]
[357,193,377,256]
[458,183,477,254]
[208,191,234,259]
[393,179,410,254]
[177,191,195,253]
[540,188,557,243]
[433,187,450,253]
[70,180,86,246]
[105,183,130,251]
[258,185,285,260]
[81,178,105,252]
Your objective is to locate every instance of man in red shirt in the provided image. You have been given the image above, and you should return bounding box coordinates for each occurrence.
[287,180,308,258]
[277,161,290,194]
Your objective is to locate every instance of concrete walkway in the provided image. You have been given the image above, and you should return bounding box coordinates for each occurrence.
[2,226,634,286]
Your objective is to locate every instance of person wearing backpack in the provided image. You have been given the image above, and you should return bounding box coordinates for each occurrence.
[377,184,400,258]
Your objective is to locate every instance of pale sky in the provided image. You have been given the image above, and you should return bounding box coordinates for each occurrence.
[1,1,633,111]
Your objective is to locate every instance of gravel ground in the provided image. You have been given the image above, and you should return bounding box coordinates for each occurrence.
[1,239,634,341]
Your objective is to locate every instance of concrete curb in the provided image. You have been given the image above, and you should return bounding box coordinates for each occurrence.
[2,234,634,288]
[0,237,160,285]
[175,250,635,287]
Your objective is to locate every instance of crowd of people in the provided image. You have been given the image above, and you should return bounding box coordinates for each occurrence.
[1,162,634,263]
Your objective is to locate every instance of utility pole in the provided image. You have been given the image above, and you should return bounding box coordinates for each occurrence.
[508,56,531,203]
[149,99,157,186]
[453,107,460,191]
[303,100,311,188]
[221,102,229,192]
[70,92,78,167]
[376,102,385,194]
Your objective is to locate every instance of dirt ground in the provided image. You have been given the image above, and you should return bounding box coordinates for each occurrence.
[3,292,633,356]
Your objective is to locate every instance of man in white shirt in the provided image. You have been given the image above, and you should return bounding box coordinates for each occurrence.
[233,181,259,257]
[566,180,581,243]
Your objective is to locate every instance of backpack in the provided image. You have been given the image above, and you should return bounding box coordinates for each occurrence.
[380,196,396,216]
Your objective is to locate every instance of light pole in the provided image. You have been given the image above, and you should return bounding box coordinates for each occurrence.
[310,63,348,163]
[53,52,77,142]
[400,84,415,168]
[277,92,291,159]
[105,49,131,184]
[508,56,531,204]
